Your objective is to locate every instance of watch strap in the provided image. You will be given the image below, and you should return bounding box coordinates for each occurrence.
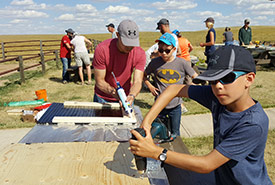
[160,149,168,168]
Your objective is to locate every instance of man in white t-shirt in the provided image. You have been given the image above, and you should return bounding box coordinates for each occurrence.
[156,18,181,58]
[106,23,117,39]
[71,33,93,85]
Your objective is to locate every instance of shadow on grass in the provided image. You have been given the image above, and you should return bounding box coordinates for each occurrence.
[49,77,62,83]
[134,98,152,109]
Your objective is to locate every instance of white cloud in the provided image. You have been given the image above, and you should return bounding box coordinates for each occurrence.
[76,4,97,12]
[104,5,151,15]
[249,3,275,11]
[144,17,157,22]
[105,5,131,13]
[254,16,267,20]
[11,0,34,6]
[18,10,48,18]
[208,0,267,5]
[10,19,28,23]
[197,11,222,18]
[152,0,197,10]
[55,14,75,21]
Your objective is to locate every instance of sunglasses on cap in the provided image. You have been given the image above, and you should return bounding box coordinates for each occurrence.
[209,71,248,85]
[158,48,173,54]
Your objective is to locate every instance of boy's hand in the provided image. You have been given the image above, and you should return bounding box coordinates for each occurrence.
[129,127,162,160]
[149,85,160,96]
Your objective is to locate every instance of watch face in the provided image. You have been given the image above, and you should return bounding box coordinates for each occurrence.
[160,154,167,161]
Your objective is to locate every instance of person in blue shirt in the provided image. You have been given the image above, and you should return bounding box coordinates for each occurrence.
[200,17,216,64]
[130,46,272,185]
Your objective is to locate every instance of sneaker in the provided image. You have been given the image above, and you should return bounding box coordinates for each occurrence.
[85,81,92,85]
[62,80,67,84]
[77,81,84,85]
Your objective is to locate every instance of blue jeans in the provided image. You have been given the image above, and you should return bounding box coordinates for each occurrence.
[93,93,110,103]
[61,57,71,81]
[159,104,181,136]
[225,41,234,46]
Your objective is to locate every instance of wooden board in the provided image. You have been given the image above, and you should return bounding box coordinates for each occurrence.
[0,142,150,185]
[64,101,121,109]
[53,101,137,125]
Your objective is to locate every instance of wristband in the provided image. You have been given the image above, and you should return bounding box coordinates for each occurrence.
[129,94,135,99]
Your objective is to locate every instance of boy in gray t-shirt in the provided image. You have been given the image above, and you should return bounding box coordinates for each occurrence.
[144,33,197,137]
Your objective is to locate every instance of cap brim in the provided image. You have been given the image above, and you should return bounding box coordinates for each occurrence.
[192,69,232,84]
[121,37,139,47]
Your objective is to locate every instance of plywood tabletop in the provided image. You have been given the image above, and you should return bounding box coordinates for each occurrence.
[0,142,150,185]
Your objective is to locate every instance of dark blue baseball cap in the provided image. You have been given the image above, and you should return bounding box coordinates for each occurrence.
[193,45,256,84]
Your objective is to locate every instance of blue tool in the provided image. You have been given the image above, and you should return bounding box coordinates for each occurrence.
[111,72,133,116]
[131,118,174,172]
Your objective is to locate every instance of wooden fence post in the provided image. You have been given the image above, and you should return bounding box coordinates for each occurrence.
[1,42,5,60]
[40,53,45,75]
[18,56,25,84]
[54,50,60,69]
[40,40,43,55]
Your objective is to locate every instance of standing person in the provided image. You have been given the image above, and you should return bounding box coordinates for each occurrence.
[172,29,194,87]
[130,45,272,185]
[172,29,193,62]
[144,33,197,138]
[200,17,216,64]
[223,27,234,46]
[156,18,181,57]
[70,33,93,85]
[106,23,117,39]
[239,19,252,46]
[60,28,74,84]
[93,19,146,106]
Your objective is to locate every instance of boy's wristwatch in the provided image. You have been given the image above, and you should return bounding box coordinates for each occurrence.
[159,149,168,167]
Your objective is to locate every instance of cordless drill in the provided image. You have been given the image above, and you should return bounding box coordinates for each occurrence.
[131,121,172,172]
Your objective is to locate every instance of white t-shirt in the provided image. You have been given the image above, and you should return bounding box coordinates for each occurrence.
[71,35,88,53]
[171,33,179,58]
[112,31,117,38]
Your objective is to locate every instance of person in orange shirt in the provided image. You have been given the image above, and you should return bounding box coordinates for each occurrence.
[172,29,193,62]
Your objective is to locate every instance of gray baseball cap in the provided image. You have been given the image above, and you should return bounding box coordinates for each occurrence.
[156,18,169,30]
[117,19,139,47]
[65,28,75,34]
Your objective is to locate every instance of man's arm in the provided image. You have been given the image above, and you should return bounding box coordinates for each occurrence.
[141,84,189,129]
[189,43,193,53]
[127,69,144,105]
[84,37,93,47]
[94,68,117,98]
[238,29,244,46]
[65,43,72,51]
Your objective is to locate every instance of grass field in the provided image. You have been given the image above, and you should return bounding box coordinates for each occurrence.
[0,27,275,182]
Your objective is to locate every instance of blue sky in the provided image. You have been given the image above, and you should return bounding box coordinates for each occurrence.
[0,0,274,35]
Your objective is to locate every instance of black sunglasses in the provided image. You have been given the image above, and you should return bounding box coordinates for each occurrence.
[209,71,247,85]
[158,48,172,54]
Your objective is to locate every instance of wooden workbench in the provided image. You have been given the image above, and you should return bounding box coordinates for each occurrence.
[0,142,150,185]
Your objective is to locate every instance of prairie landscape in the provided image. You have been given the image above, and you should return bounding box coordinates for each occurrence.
[0,26,275,182]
